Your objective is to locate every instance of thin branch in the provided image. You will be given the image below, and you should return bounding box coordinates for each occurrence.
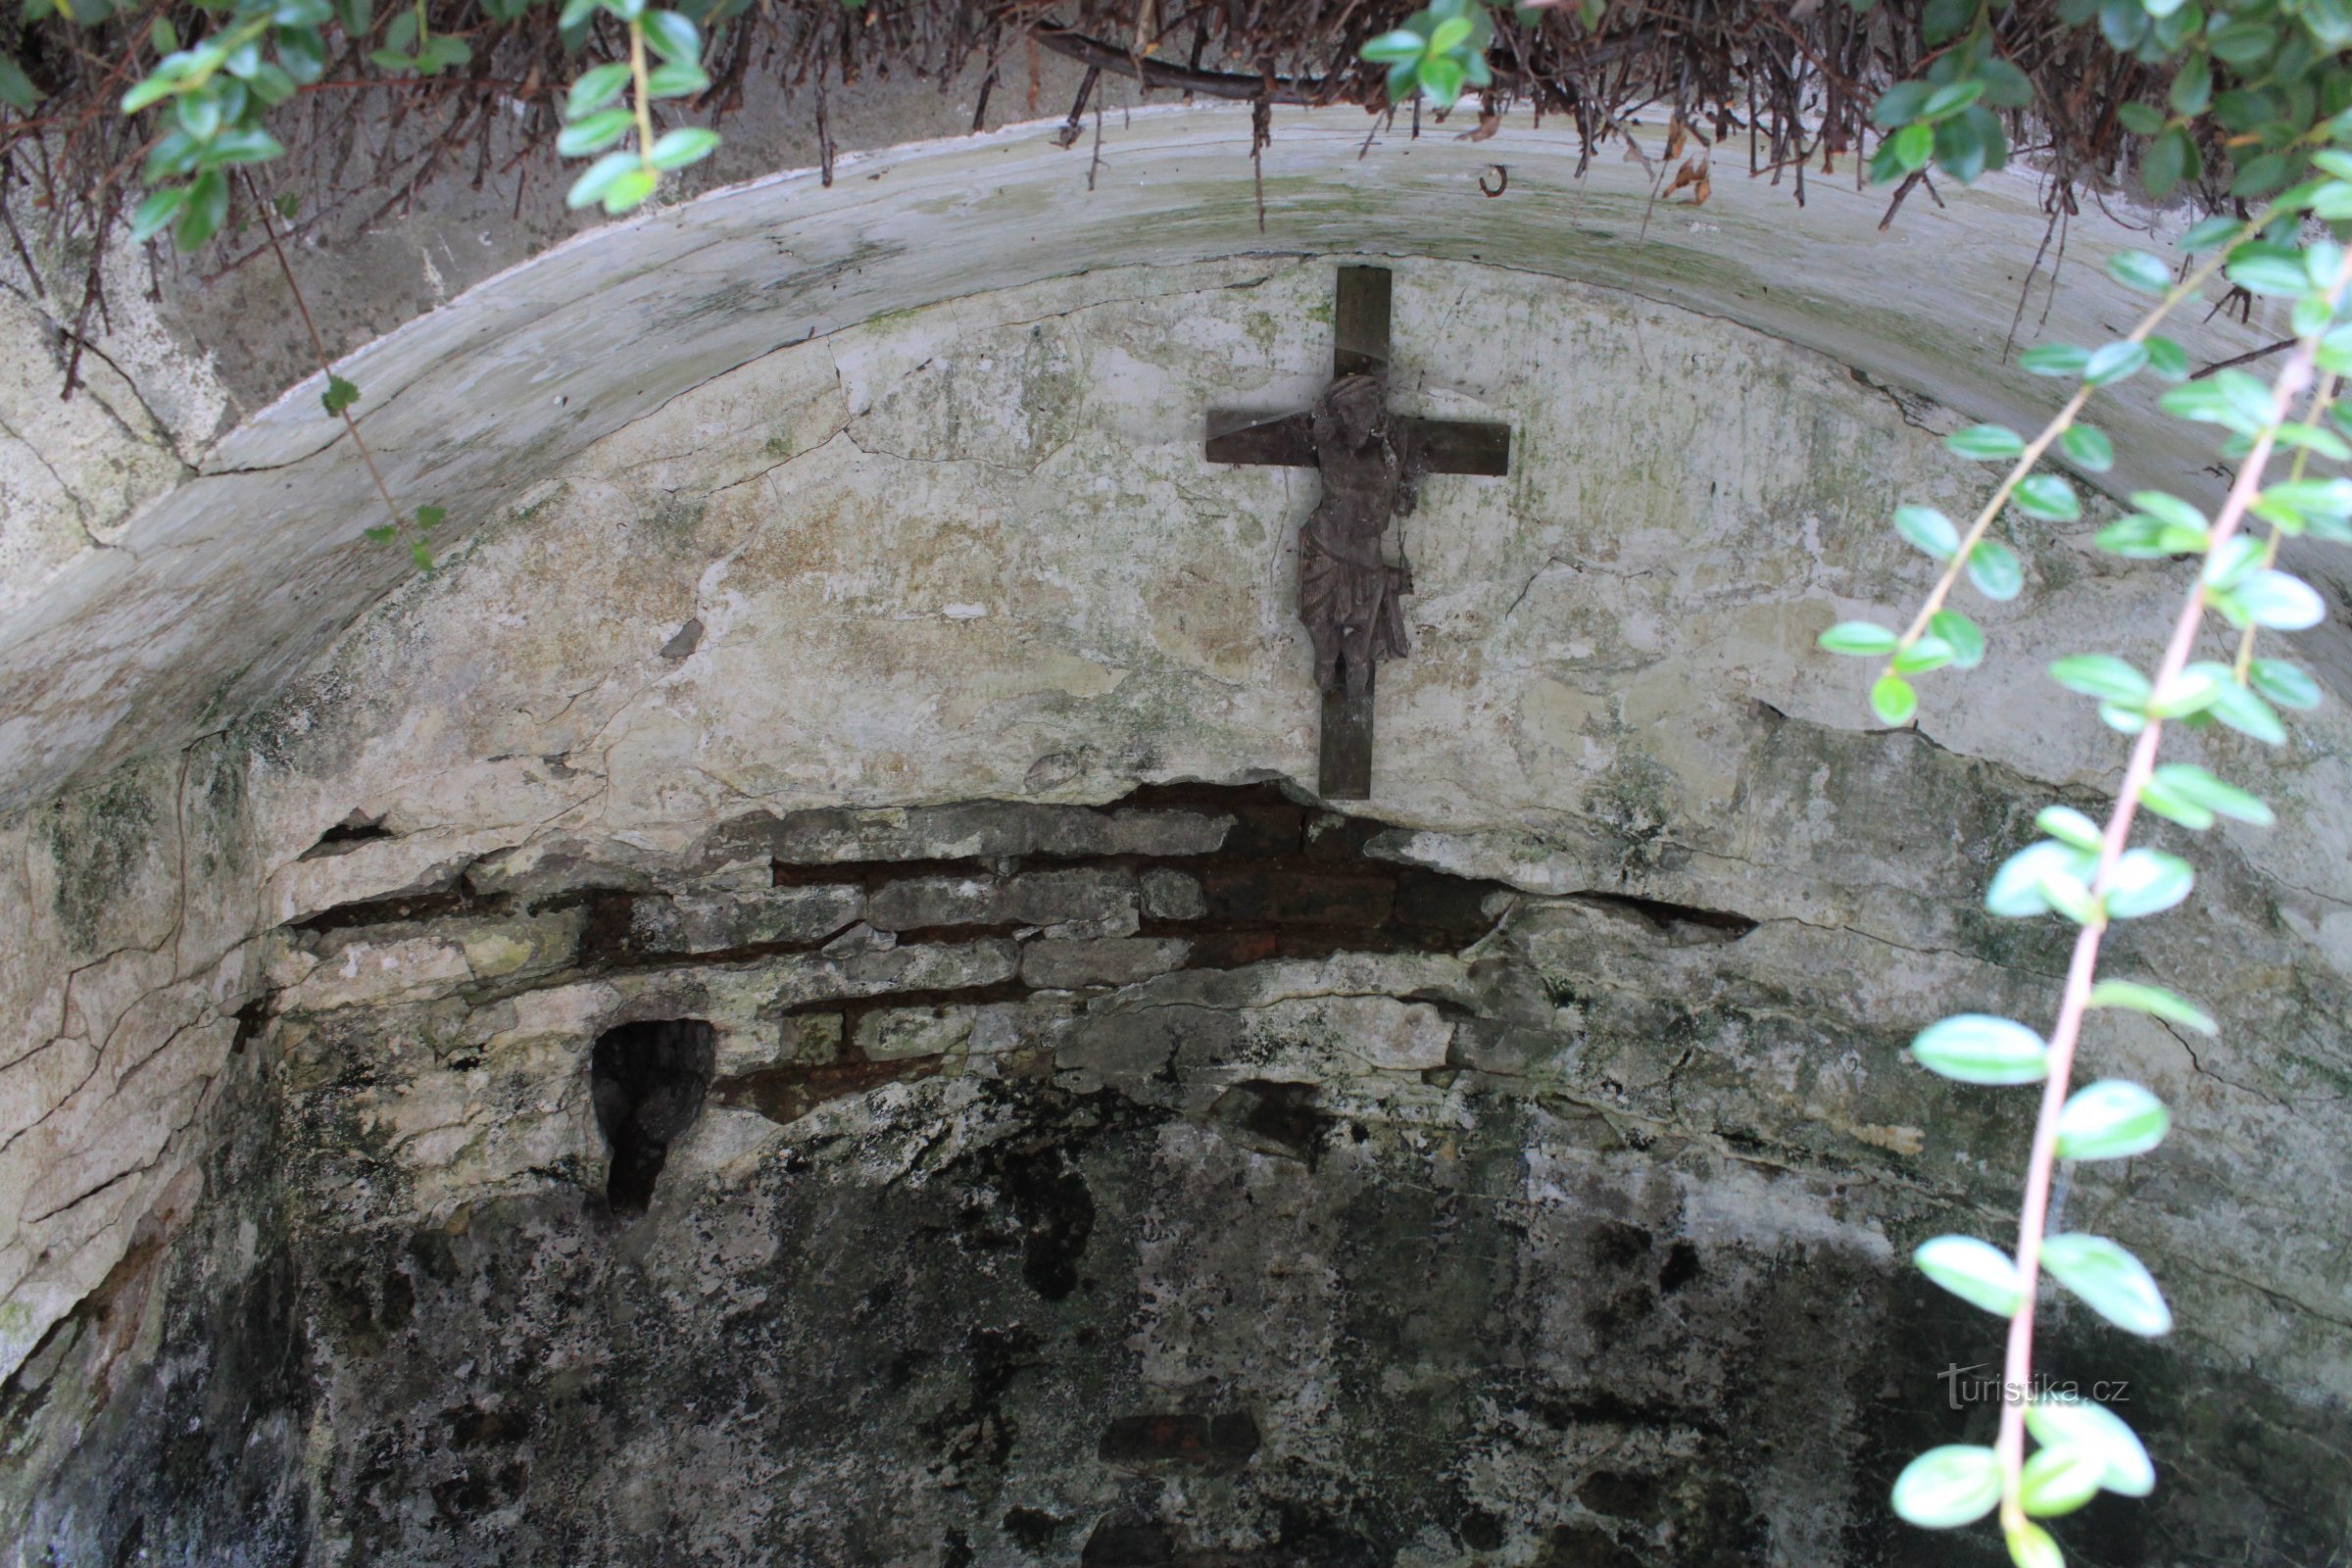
[241,171,406,534]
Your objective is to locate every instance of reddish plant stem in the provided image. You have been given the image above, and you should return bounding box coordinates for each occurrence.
[1991,247,2352,1535]
[242,170,406,532]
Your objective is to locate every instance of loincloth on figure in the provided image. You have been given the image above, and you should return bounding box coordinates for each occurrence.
[1299,501,1413,691]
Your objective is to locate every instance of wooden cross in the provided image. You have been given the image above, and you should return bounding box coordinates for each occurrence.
[1203,266,1513,800]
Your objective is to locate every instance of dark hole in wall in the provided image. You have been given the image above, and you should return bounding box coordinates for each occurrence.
[297,809,394,859]
[589,1019,715,1215]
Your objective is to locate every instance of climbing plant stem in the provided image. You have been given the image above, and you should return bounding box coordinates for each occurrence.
[1990,244,2352,1537]
[628,19,656,172]
[1887,224,2264,673]
[243,171,406,534]
[2234,369,2341,679]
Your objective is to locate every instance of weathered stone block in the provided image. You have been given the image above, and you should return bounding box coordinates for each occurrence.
[1140,867,1206,920]
[669,886,862,951]
[770,939,1020,1008]
[1020,937,1192,990]
[1004,867,1138,928]
[857,1005,976,1060]
[865,874,1001,931]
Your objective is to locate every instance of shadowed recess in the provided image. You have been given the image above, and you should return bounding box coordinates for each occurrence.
[589,1019,715,1215]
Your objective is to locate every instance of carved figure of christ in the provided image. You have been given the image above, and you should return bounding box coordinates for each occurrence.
[1203,265,1513,800]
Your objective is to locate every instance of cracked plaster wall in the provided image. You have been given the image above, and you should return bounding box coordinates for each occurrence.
[1,143,2349,1563]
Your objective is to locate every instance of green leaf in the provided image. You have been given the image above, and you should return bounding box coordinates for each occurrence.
[321,373,361,416]
[128,184,191,243]
[558,0,599,25]
[2107,250,2170,294]
[2180,216,2244,253]
[1890,1446,2001,1529]
[245,60,298,105]
[566,60,632,119]
[602,166,660,214]
[1987,840,2092,918]
[2275,421,2352,461]
[1871,673,1917,725]
[2013,473,2081,520]
[2142,124,2190,197]
[1910,1013,2049,1085]
[0,51,41,111]
[2115,100,2164,137]
[2056,1079,2171,1160]
[2041,1233,2173,1336]
[175,87,222,140]
[2151,762,2272,826]
[1871,79,1933,129]
[2248,658,2321,710]
[646,60,711,97]
[1426,14,1473,53]
[2230,569,2325,631]
[175,168,227,251]
[2094,514,2204,558]
[2058,425,2113,472]
[2143,335,2189,380]
[1930,610,1984,670]
[2104,848,2193,919]
[2190,662,2287,744]
[1947,423,2025,461]
[1360,28,1428,63]
[411,537,435,571]
[1818,621,1899,656]
[1922,79,1984,120]
[558,107,634,157]
[2026,1397,2156,1497]
[1417,53,1468,105]
[2162,371,2275,435]
[1892,635,1955,675]
[363,524,397,544]
[641,8,701,63]
[1914,1235,2025,1316]
[1893,504,1959,559]
[2144,668,2222,720]
[122,70,184,116]
[2048,655,2149,705]
[2132,490,2207,533]
[2083,340,2149,387]
[2167,54,2210,116]
[415,504,446,529]
[565,150,639,209]
[2227,246,2315,298]
[1889,122,1935,173]
[2038,870,2103,926]
[1977,58,2033,108]
[648,126,719,171]
[2007,1519,2065,1568]
[1967,540,2022,602]
[2136,774,2215,830]
[204,126,286,167]
[2020,1445,2105,1517]
[2019,342,2092,377]
[2035,806,2102,852]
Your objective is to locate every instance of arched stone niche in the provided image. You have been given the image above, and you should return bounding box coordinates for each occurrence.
[3,108,2349,1565]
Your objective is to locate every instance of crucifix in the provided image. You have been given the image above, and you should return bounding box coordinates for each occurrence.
[1204,266,1513,801]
